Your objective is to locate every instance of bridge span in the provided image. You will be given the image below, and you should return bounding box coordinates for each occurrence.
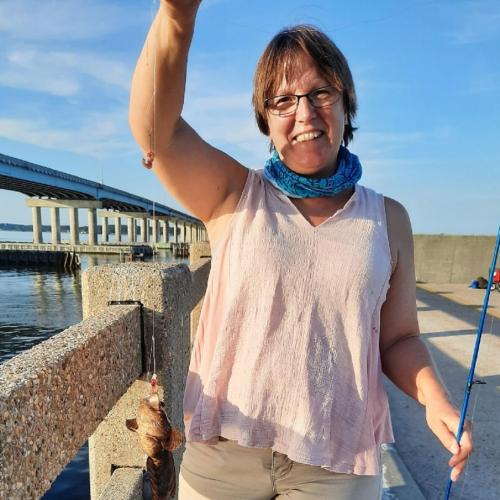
[0,153,206,246]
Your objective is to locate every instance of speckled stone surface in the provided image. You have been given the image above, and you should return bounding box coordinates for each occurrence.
[89,379,152,499]
[189,241,211,266]
[98,467,143,500]
[190,258,211,347]
[83,262,205,499]
[0,305,141,500]
[0,260,211,500]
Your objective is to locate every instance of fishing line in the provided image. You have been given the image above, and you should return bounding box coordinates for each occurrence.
[443,225,500,499]
[457,379,483,500]
[144,0,159,393]
[151,200,157,378]
[458,294,497,498]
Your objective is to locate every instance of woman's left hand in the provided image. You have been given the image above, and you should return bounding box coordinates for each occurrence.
[425,399,473,482]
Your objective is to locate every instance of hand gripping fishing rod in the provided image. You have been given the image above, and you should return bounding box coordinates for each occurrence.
[443,225,500,500]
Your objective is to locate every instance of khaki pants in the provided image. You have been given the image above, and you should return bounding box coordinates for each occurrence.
[179,438,382,499]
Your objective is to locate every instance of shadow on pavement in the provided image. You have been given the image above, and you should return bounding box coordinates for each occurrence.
[385,288,499,500]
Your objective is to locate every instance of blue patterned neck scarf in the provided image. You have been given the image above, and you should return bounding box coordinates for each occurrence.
[263,145,362,199]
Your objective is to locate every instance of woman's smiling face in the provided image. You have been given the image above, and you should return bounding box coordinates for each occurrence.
[267,52,345,178]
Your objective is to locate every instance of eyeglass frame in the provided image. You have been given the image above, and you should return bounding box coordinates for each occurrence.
[264,85,342,117]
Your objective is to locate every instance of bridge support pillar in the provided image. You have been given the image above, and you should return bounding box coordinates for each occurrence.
[87,208,97,245]
[51,207,61,245]
[31,206,43,244]
[114,217,121,243]
[127,218,134,243]
[174,220,179,244]
[182,221,187,243]
[101,216,109,244]
[151,218,158,244]
[68,207,79,245]
[139,218,147,243]
[162,220,168,244]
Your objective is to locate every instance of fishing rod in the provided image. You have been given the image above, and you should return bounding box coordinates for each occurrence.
[443,224,500,499]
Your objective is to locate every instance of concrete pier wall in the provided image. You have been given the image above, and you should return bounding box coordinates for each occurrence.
[413,235,497,283]
[82,250,211,498]
[190,254,211,348]
[0,305,142,500]
[82,262,192,498]
[0,249,80,270]
[0,242,153,255]
[0,244,211,500]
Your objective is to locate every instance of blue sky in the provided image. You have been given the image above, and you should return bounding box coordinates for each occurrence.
[0,0,498,234]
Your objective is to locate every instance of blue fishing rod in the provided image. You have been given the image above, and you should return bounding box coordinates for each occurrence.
[443,225,500,499]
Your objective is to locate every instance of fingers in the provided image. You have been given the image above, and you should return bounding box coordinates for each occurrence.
[426,404,474,482]
[448,422,474,482]
[427,412,459,454]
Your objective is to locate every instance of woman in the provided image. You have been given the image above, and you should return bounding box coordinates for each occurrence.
[129,1,473,498]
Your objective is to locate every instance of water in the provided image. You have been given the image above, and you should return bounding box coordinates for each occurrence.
[0,230,186,499]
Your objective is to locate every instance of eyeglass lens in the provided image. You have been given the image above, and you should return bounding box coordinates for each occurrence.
[266,86,339,116]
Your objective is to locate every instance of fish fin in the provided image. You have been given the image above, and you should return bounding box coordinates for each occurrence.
[126,418,138,432]
[163,428,184,451]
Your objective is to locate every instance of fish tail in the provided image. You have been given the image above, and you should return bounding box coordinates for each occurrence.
[146,451,176,499]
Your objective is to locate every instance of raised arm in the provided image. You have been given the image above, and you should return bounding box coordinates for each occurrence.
[380,197,473,482]
[129,0,248,228]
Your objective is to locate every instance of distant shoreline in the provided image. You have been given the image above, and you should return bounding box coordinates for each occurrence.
[0,223,120,235]
[1,223,71,233]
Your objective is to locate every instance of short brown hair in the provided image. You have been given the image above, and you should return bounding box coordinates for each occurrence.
[252,25,357,146]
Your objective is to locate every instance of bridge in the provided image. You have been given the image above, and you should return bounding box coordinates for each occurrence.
[0,153,205,247]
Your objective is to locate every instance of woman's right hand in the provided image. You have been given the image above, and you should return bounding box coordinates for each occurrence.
[160,0,202,25]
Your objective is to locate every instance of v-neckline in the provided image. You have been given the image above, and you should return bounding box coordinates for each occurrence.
[278,184,359,229]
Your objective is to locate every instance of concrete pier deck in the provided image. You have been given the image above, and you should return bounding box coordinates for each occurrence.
[417,282,500,319]
[0,241,154,255]
[384,285,499,499]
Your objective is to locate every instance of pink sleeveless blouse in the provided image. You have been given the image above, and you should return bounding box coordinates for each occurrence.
[183,169,394,475]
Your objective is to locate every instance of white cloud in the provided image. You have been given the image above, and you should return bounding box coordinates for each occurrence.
[0,47,131,96]
[445,0,500,45]
[0,68,79,97]
[0,0,137,41]
[0,112,134,159]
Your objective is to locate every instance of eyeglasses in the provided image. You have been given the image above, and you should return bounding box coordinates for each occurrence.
[264,85,341,117]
